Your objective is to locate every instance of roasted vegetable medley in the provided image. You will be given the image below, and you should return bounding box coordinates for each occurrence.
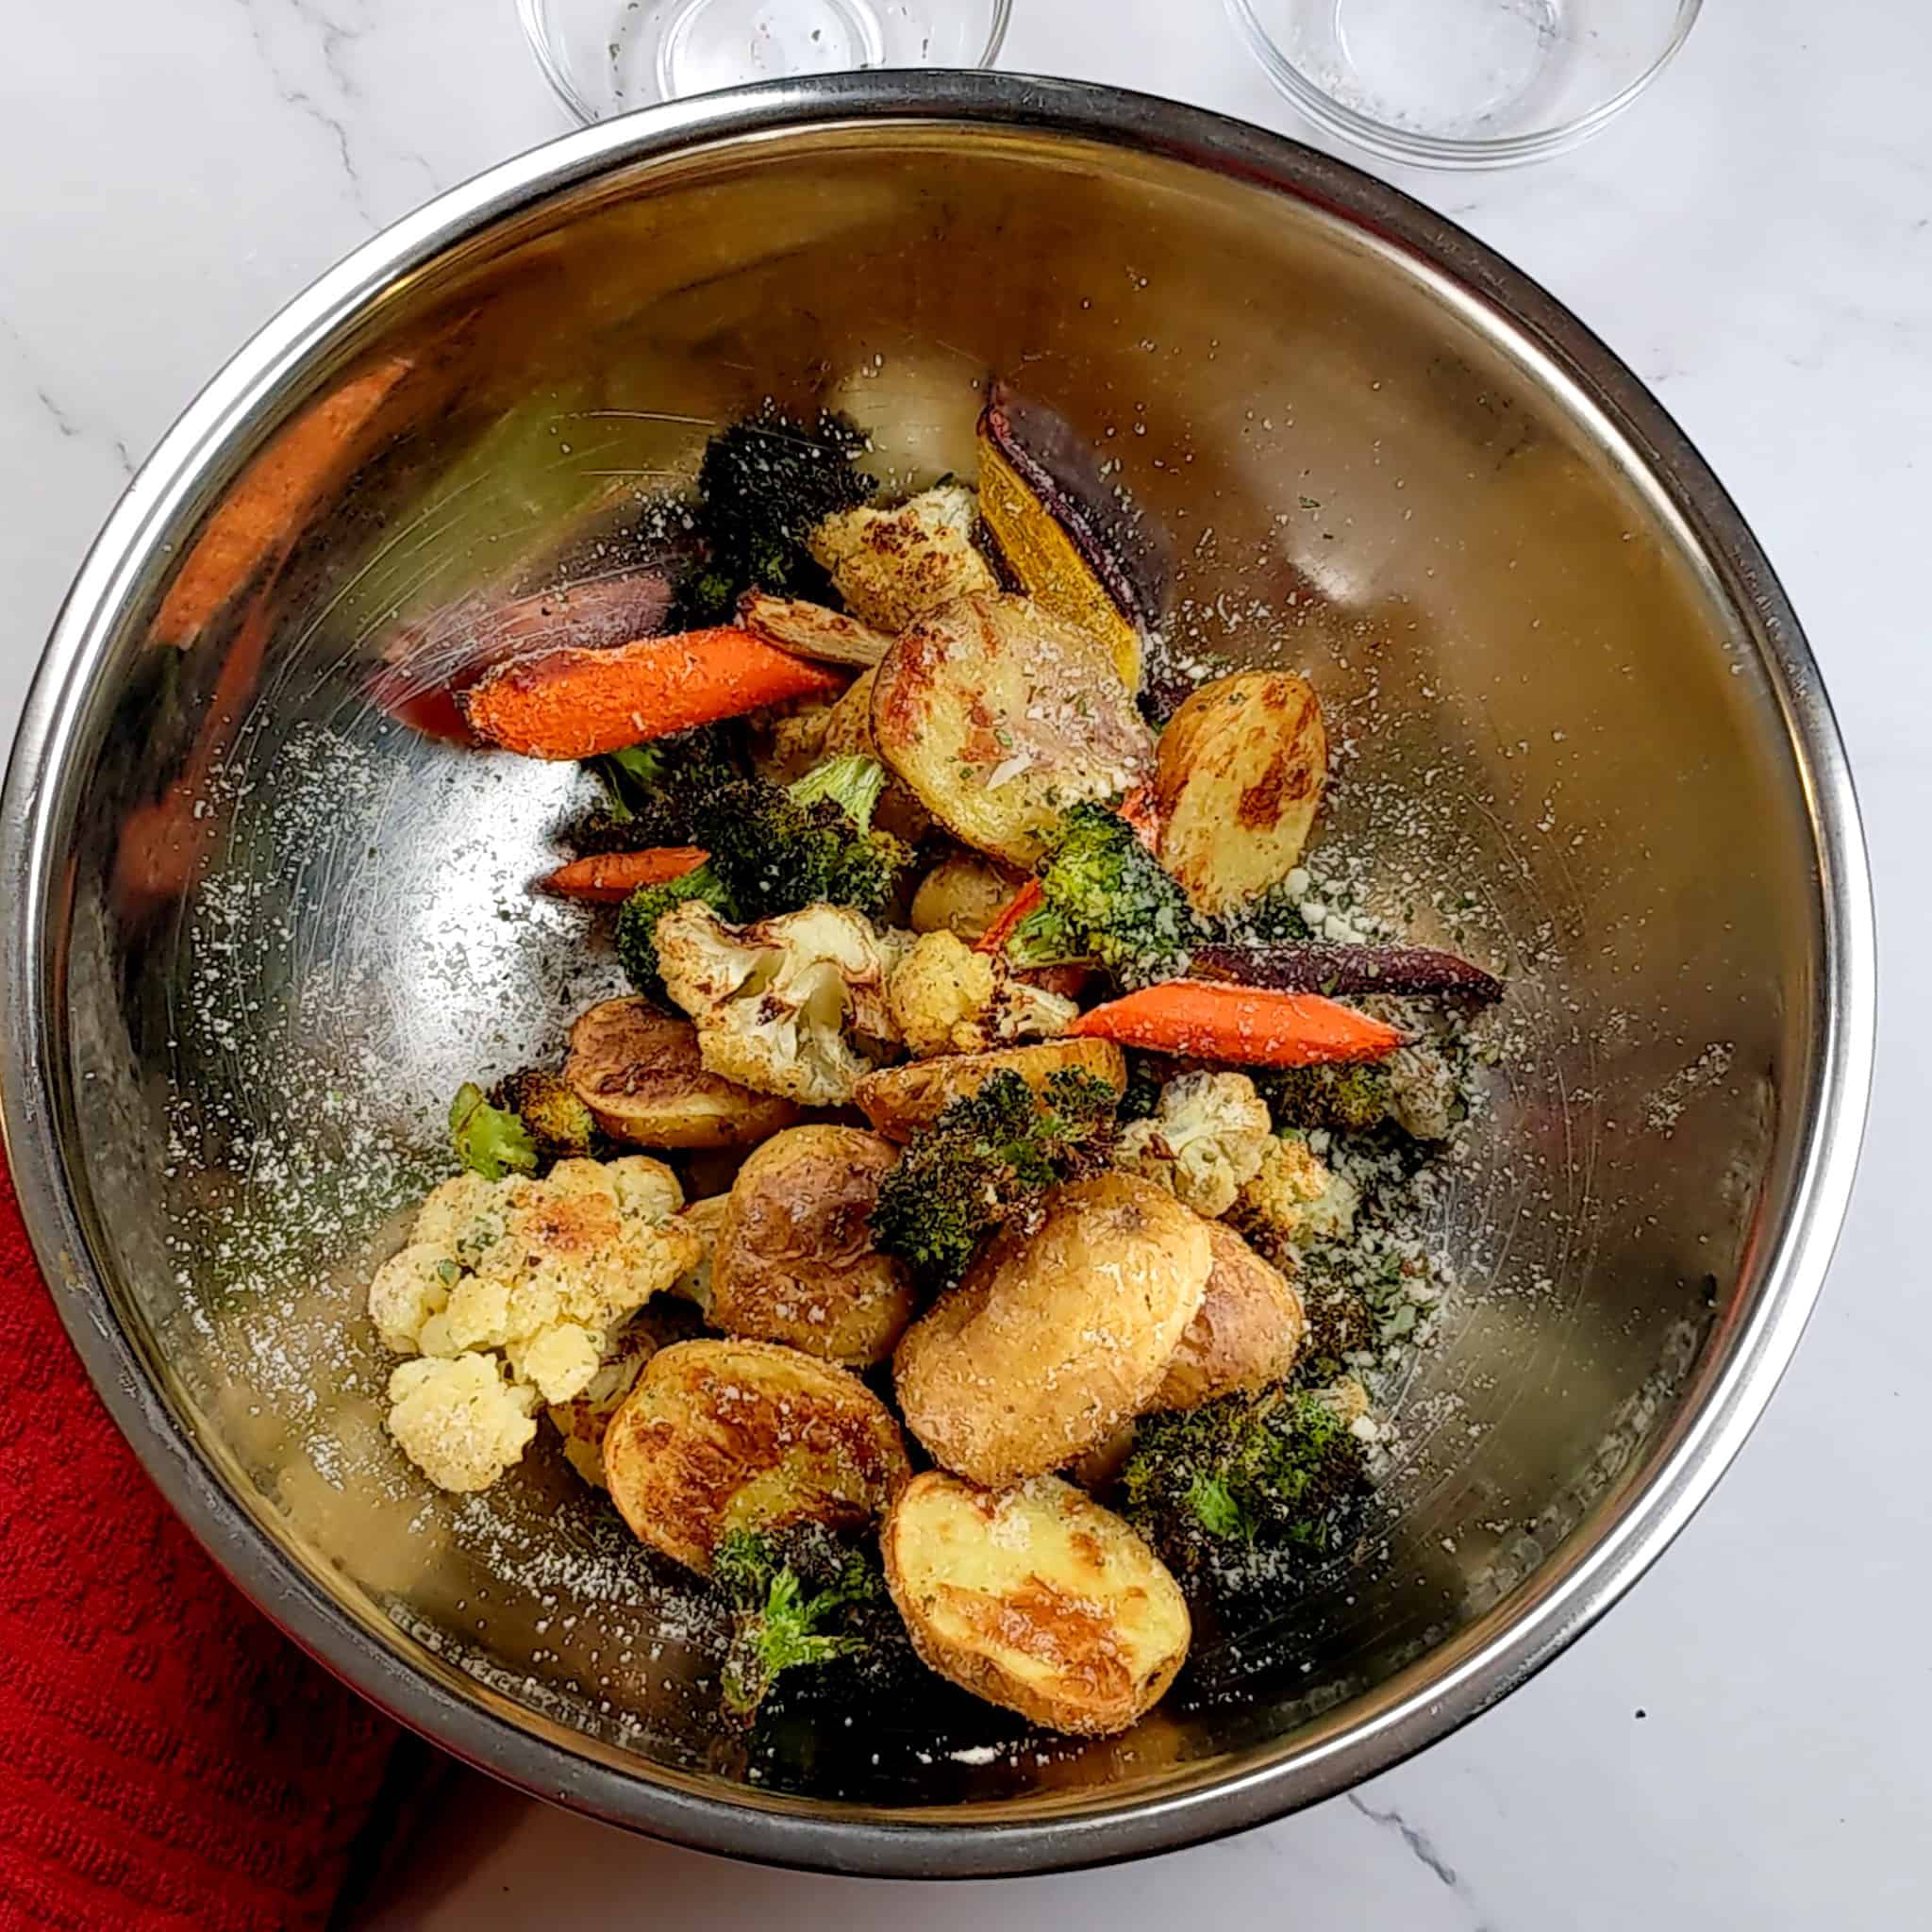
[364,391,1503,1741]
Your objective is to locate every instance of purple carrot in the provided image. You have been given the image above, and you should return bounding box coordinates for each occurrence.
[1189,941,1505,1005]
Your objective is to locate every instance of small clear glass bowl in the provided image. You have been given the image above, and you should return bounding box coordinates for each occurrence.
[521,0,1011,122]
[1225,0,1703,169]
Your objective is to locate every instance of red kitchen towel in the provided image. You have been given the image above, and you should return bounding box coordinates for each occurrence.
[0,1145,401,1930]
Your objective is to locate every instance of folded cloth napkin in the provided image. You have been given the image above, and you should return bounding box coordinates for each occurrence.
[0,1145,400,1930]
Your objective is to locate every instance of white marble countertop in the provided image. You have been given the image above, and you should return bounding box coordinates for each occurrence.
[6,2,1929,1924]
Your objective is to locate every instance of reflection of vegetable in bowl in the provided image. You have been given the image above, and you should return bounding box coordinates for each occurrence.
[1,76,1870,1874]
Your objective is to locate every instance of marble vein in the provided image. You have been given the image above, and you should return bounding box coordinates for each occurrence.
[0,318,134,480]
[1347,1790,1487,1921]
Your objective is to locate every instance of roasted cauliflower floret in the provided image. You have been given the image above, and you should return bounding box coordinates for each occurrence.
[807,482,999,633]
[747,692,839,787]
[546,1317,667,1490]
[1235,1131,1361,1252]
[369,1157,704,1490]
[1117,1072,1273,1218]
[886,929,1076,1059]
[385,1354,539,1494]
[367,1241,461,1356]
[655,899,903,1107]
[428,1158,699,1399]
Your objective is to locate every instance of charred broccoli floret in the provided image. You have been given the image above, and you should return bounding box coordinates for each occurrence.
[577,727,742,853]
[701,753,910,921]
[711,1524,909,1723]
[1117,1055,1167,1124]
[1121,1385,1373,1601]
[612,752,907,1003]
[488,1068,595,1161]
[673,406,875,623]
[448,1082,537,1181]
[450,1070,595,1179]
[1258,1060,1392,1134]
[870,1068,1121,1289]
[612,864,737,1006]
[1008,803,1201,988]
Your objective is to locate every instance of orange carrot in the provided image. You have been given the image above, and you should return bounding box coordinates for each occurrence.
[458,626,846,760]
[541,847,708,903]
[1117,785,1161,845]
[977,785,1162,957]
[371,571,674,745]
[1067,980,1407,1068]
[152,355,413,646]
[975,877,1045,957]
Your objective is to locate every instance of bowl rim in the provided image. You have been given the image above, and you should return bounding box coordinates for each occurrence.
[0,71,1874,1876]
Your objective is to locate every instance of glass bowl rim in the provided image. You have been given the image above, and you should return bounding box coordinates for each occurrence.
[1223,0,1705,170]
[518,0,1017,125]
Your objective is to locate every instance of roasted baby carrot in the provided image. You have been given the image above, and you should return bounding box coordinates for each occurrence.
[371,571,675,744]
[458,626,847,759]
[1067,980,1407,1068]
[974,876,1046,957]
[541,847,708,903]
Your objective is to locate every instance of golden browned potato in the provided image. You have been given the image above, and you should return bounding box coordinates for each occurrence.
[602,1339,910,1574]
[565,999,799,1149]
[1155,672,1327,916]
[908,850,1026,942]
[882,1472,1191,1736]
[872,593,1155,868]
[821,665,932,845]
[709,1126,915,1367]
[737,590,893,668]
[894,1174,1213,1486]
[853,1038,1126,1142]
[1151,1222,1306,1411]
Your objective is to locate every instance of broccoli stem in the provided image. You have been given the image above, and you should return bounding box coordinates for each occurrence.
[788,751,888,830]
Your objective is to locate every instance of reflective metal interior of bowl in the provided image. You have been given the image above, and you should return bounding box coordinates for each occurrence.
[6,84,1865,1867]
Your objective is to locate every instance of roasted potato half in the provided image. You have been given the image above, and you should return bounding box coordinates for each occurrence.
[853,1038,1126,1142]
[1152,1222,1307,1411]
[603,1339,910,1574]
[566,998,799,1149]
[883,1472,1191,1737]
[709,1125,915,1367]
[1155,672,1327,916]
[894,1173,1213,1486]
[821,665,933,845]
[871,592,1155,868]
[909,850,1027,942]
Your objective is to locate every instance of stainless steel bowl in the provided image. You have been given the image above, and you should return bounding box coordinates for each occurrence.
[0,75,1873,1875]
